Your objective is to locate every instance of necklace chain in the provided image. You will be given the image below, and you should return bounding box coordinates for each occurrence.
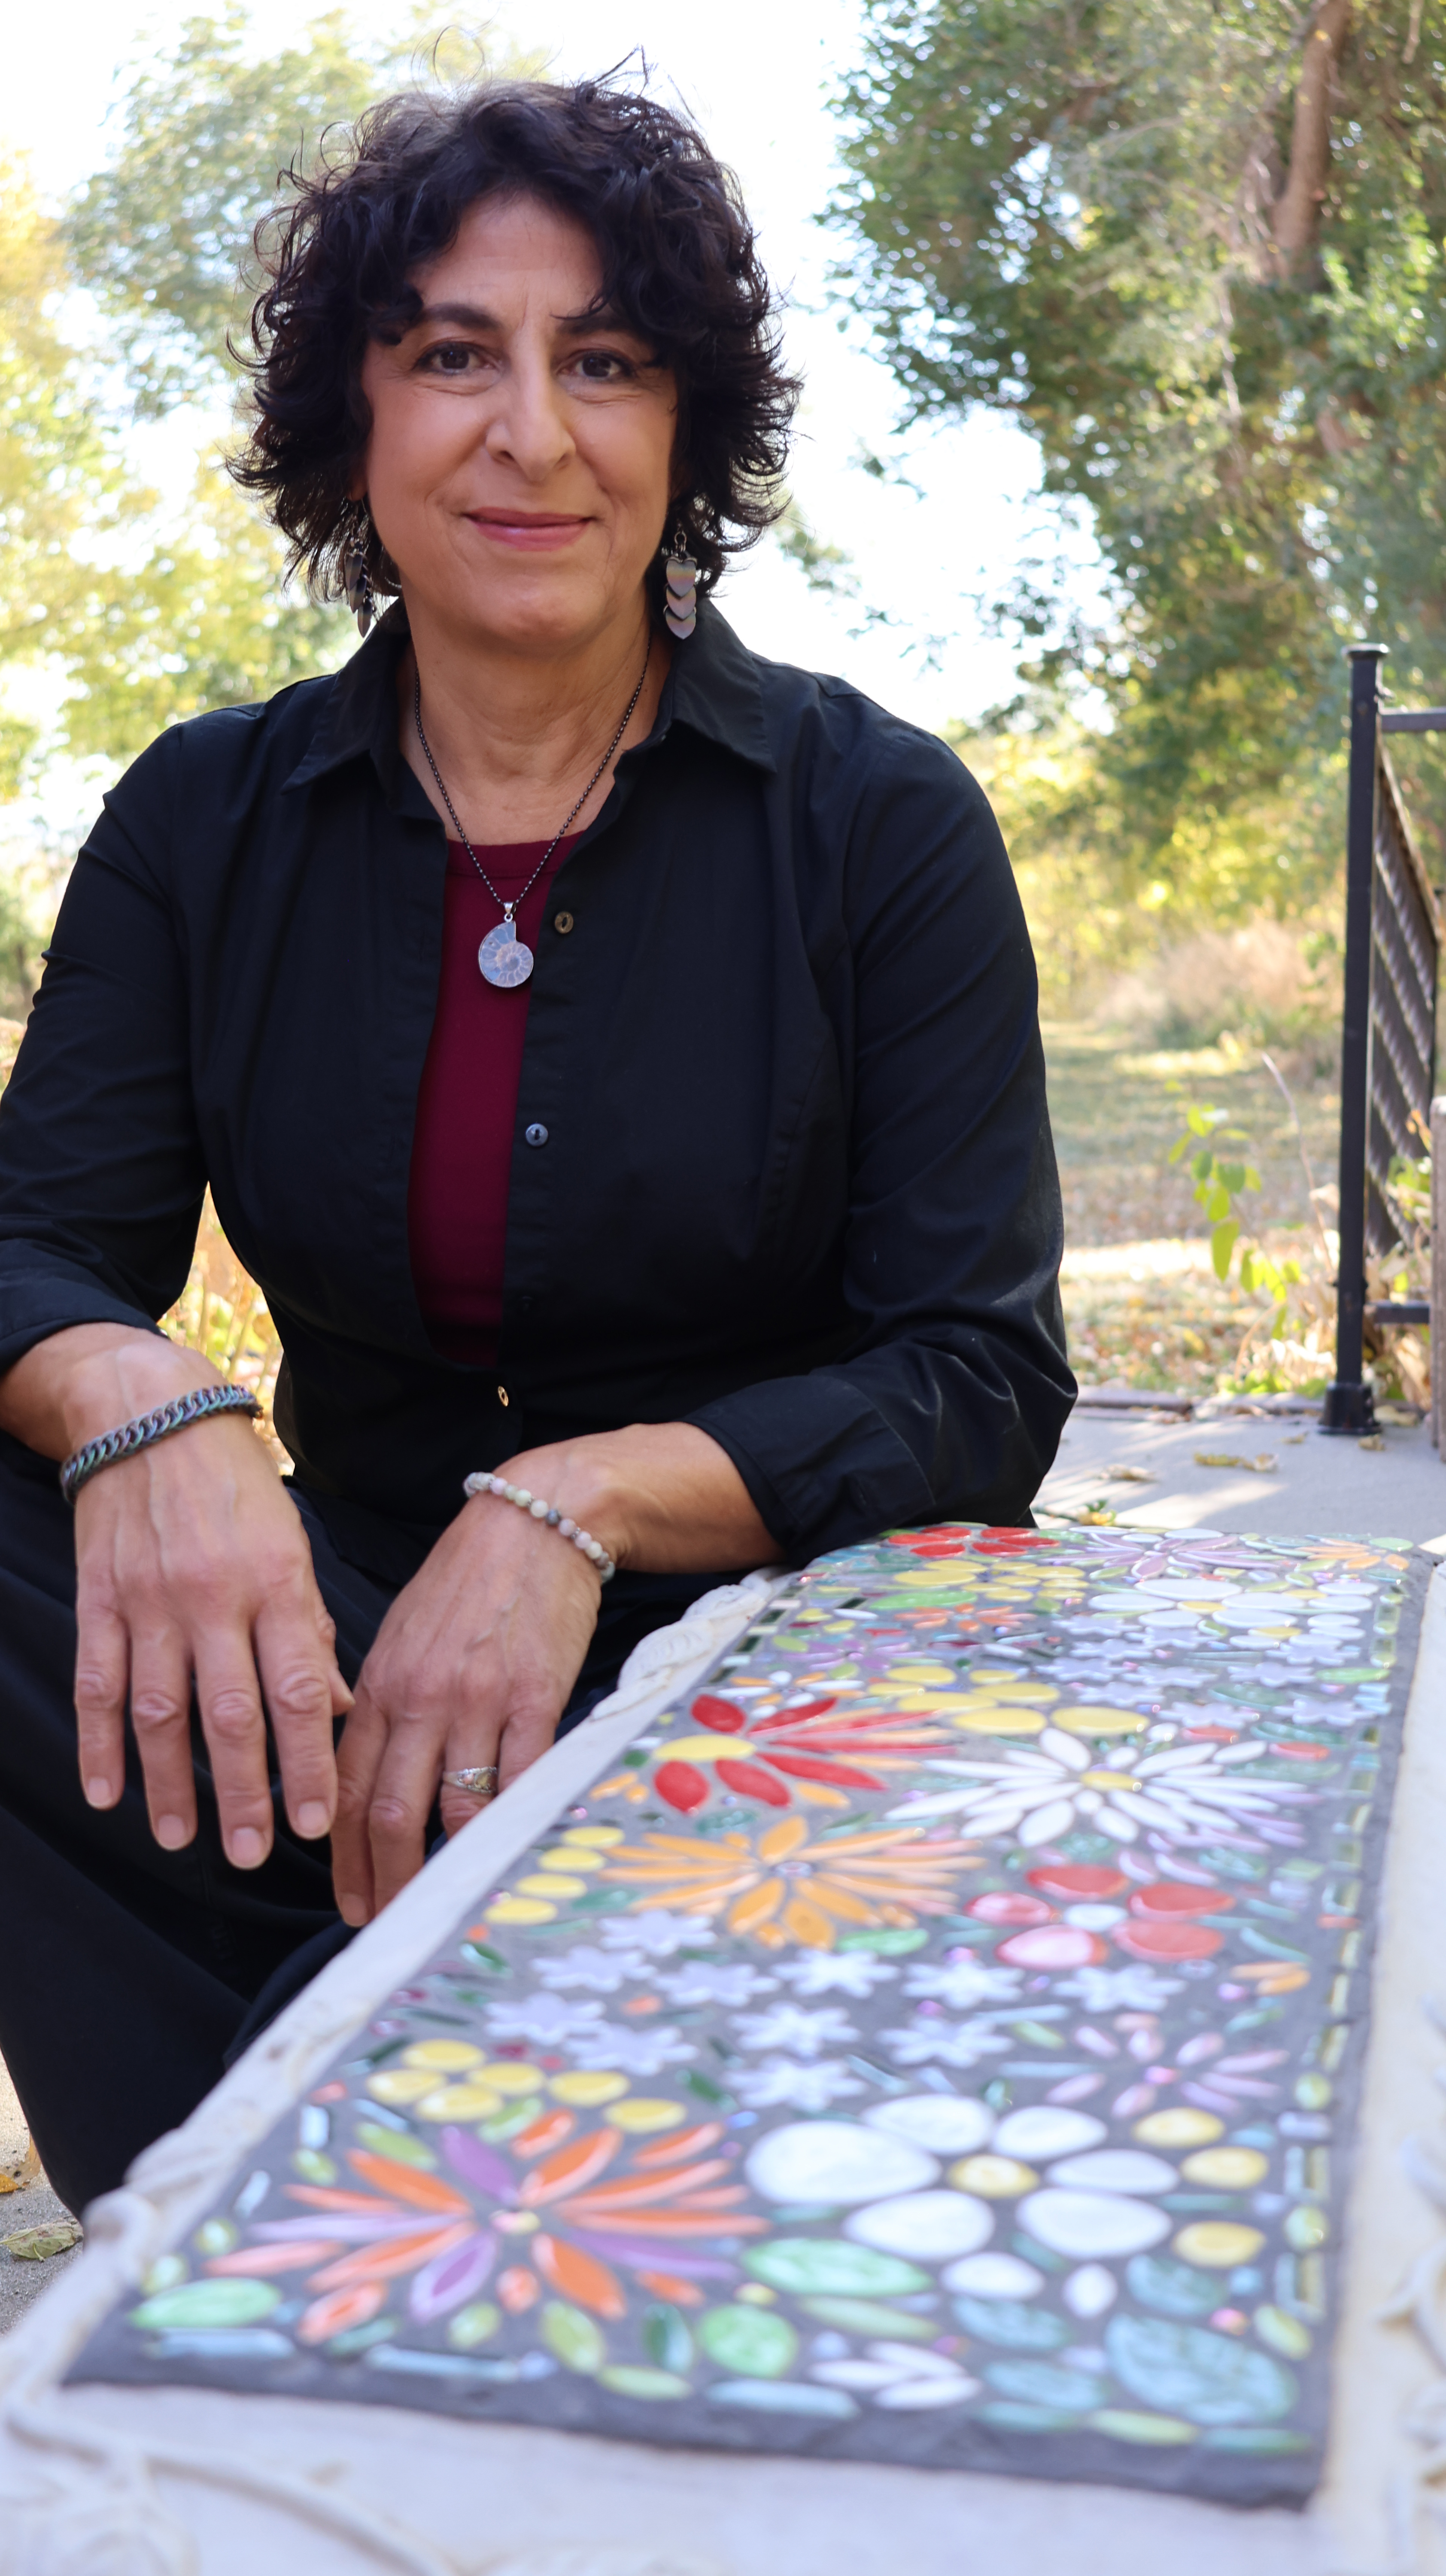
[412,639,651,928]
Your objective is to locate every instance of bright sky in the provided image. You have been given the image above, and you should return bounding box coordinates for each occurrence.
[1,0,1100,740]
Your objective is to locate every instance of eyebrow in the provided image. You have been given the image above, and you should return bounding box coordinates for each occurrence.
[409,300,637,337]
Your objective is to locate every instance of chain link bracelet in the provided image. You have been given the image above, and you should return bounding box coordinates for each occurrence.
[462,1470,617,1581]
[60,1384,262,1505]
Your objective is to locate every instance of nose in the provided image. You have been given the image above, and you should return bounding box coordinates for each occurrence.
[483,343,576,485]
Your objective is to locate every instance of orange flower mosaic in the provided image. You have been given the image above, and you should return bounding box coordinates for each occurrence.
[598,1810,981,1949]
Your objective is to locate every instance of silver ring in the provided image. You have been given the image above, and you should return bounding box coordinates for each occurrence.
[442,1766,499,1799]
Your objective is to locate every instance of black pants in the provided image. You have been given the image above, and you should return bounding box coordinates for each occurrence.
[0,1434,708,2215]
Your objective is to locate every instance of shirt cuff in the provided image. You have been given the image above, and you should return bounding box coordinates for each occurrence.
[687,1375,936,1562]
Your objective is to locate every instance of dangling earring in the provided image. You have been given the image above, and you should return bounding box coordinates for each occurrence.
[340,497,378,639]
[662,526,697,641]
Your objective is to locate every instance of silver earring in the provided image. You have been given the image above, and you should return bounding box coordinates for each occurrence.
[341,498,378,639]
[662,526,697,640]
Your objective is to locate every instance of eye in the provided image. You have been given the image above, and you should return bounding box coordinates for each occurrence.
[419,340,484,375]
[571,349,635,383]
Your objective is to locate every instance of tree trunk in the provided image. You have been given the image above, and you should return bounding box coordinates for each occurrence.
[1273,0,1352,270]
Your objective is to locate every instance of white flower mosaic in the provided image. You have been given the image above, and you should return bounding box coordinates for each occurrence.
[532,1943,646,1993]
[1057,1964,1185,2013]
[880,2015,1014,2069]
[772,1950,901,1999]
[888,1727,1309,1849]
[731,2002,861,2058]
[598,1910,714,1958]
[654,1960,778,2008]
[565,2020,697,2076]
[731,2057,867,2112]
[902,1958,1025,2011]
[485,1994,605,2048]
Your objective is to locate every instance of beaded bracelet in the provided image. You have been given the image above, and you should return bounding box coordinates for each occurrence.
[462,1470,617,1582]
[60,1384,262,1505]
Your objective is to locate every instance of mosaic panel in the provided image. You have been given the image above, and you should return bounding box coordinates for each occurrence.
[71,1525,1429,2507]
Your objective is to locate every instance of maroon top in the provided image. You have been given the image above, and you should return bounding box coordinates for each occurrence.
[407,836,579,1365]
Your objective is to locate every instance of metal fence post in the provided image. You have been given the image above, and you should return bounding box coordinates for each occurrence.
[1322,646,1386,1433]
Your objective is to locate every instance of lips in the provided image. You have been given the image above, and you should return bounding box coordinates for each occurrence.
[465,511,589,550]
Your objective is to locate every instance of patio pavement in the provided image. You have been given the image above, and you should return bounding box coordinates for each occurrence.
[1039,1400,1446,1543]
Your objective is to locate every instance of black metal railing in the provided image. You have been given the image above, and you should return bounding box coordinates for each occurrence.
[1323,648,1443,1431]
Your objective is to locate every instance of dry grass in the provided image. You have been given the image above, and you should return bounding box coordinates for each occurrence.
[1095,921,1337,1053]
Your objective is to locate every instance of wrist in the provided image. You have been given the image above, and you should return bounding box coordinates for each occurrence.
[62,1334,222,1455]
[482,1443,632,1571]
[465,1463,619,1580]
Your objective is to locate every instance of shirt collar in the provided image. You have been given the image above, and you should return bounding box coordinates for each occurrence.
[283,592,776,794]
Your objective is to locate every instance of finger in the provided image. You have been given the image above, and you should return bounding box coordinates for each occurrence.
[254,1589,345,1841]
[437,1750,504,1842]
[331,1686,391,1926]
[190,1628,276,1870]
[126,1624,202,1851]
[72,1590,130,1814]
[495,1698,563,1795]
[313,1601,356,1716]
[366,1704,455,1915]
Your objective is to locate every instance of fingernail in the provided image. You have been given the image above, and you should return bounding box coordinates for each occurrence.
[85,1777,114,1808]
[337,1893,369,1927]
[297,1801,331,1838]
[229,1826,267,1868]
[155,1814,191,1849]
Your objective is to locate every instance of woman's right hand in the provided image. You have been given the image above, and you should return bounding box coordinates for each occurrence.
[0,1324,351,1867]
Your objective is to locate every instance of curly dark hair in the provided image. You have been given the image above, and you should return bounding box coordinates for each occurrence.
[232,77,799,619]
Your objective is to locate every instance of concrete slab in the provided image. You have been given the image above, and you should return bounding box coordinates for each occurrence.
[1040,1406,1446,1540]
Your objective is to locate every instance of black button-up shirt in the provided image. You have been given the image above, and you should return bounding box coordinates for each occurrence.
[0,602,1072,1582]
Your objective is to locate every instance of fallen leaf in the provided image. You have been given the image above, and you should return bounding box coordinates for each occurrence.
[0,2175,18,2196]
[4,2219,82,2261]
[1108,1467,1157,1484]
[1194,1451,1277,1473]
[1358,1434,1386,1452]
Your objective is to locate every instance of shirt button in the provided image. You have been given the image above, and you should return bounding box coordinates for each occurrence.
[497,1385,509,1408]
[524,1123,549,1148]
[553,910,574,934]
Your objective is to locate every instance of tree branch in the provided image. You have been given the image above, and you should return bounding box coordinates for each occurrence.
[1272,0,1352,270]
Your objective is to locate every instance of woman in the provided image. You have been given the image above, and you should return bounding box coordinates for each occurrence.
[0,80,1072,2215]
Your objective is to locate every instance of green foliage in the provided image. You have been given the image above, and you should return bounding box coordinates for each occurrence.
[831,0,1446,903]
[1167,1098,1301,1310]
[0,151,143,788]
[67,8,547,413]
[68,10,375,414]
[3,15,552,804]
[775,496,861,602]
[0,139,352,803]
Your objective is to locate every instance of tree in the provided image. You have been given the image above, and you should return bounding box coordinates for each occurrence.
[831,0,1446,925]
[68,9,545,414]
[2,16,544,820]
[0,153,141,796]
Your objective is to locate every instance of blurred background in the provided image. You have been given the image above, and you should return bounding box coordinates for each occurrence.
[3,0,1443,1410]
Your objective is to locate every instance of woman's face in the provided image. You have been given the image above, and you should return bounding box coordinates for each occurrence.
[358,192,678,656]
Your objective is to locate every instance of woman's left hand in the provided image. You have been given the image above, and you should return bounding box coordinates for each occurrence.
[330,1424,779,1925]
[329,1482,602,1925]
